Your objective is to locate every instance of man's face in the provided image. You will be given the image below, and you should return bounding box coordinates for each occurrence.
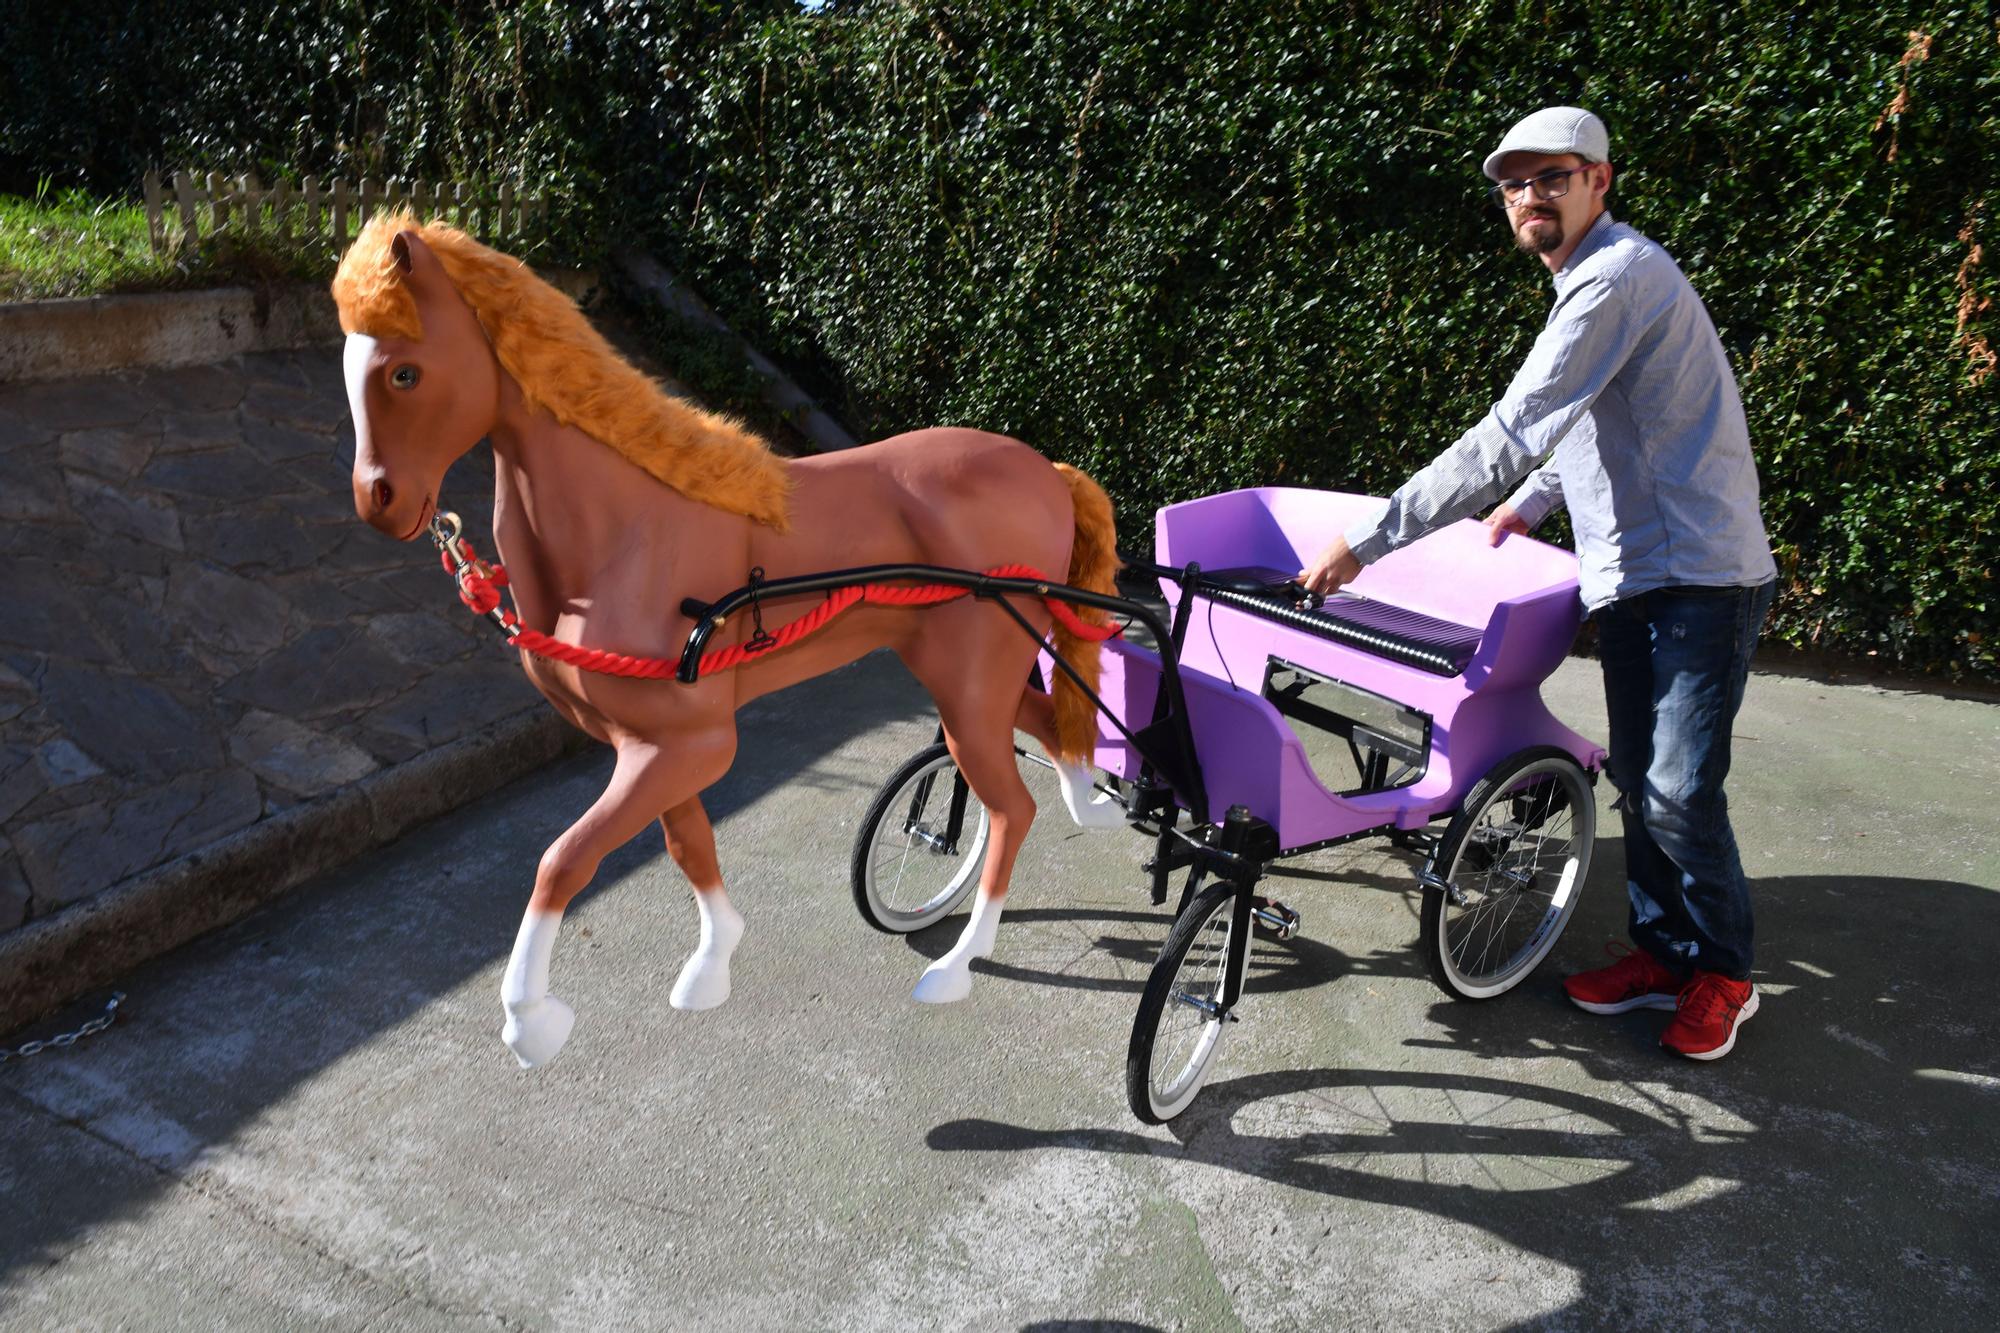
[1491,151,1610,257]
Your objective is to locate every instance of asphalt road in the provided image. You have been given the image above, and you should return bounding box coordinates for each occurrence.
[3,652,1996,1330]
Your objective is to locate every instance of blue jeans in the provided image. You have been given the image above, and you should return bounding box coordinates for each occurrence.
[1594,581,1775,981]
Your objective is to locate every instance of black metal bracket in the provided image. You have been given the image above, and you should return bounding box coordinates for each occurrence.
[741,567,775,655]
[674,562,1214,826]
[1215,805,1272,1012]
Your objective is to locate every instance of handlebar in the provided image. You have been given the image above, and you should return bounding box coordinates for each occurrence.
[1119,554,1326,610]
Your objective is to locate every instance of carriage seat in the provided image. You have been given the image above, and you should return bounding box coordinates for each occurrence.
[1193,565,1484,677]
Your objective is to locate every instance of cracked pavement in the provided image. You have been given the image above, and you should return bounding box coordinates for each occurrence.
[1,646,1997,1328]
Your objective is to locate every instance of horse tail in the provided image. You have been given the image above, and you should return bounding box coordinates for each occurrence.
[1050,463,1119,763]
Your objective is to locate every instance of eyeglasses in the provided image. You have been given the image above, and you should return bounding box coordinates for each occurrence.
[1487,166,1592,208]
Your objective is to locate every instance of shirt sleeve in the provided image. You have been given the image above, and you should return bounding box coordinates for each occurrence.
[1344,267,1644,566]
[1503,462,1565,530]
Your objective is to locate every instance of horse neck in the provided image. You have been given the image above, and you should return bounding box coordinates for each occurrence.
[484,381,739,592]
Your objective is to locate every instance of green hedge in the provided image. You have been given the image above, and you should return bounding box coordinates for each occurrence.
[5,2,1995,676]
[0,1,792,258]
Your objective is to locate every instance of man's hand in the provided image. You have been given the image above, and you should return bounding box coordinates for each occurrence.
[1484,503,1529,546]
[1299,536,1361,597]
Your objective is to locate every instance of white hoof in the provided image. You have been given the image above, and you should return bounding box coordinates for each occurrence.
[913,955,975,1004]
[670,954,732,1010]
[501,996,576,1069]
[672,890,743,1011]
[1055,760,1127,830]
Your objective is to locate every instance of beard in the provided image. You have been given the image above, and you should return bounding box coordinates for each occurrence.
[1513,210,1564,255]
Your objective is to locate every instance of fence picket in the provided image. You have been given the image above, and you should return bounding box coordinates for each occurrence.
[142,171,164,252]
[172,172,200,245]
[271,178,292,239]
[136,169,545,253]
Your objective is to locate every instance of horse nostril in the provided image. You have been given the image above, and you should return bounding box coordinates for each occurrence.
[371,479,394,514]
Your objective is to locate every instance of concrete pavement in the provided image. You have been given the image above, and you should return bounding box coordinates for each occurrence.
[2,652,1996,1329]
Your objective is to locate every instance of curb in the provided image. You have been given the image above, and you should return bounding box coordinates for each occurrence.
[0,708,592,1037]
[0,284,342,383]
[0,270,601,383]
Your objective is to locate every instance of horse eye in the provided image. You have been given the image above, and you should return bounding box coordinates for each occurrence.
[391,364,421,390]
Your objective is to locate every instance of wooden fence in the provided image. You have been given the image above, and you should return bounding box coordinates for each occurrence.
[140,171,548,254]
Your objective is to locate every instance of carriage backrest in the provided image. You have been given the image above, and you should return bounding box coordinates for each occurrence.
[1154,487,1584,691]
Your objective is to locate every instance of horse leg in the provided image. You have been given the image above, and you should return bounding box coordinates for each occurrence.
[659,795,744,1010]
[911,707,1038,1004]
[502,729,735,1068]
[1014,689,1123,830]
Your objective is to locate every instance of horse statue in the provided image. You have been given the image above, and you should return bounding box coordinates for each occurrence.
[332,215,1125,1068]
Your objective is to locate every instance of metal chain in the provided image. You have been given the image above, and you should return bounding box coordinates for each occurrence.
[0,992,124,1064]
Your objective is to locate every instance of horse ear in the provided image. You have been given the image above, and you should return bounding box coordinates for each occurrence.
[391,229,448,294]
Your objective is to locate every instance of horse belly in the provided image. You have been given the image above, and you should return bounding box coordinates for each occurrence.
[728,428,1078,707]
[728,605,910,707]
[520,648,733,747]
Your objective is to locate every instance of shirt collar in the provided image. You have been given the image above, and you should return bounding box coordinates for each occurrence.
[1554,211,1618,288]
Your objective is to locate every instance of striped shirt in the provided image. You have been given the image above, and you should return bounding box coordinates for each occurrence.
[1344,212,1777,611]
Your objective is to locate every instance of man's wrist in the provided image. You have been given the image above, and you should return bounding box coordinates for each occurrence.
[1509,494,1551,530]
[1343,523,1390,568]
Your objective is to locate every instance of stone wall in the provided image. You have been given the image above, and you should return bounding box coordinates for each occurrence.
[0,348,548,934]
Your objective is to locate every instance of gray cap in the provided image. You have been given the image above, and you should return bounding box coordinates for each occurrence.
[1482,106,1611,180]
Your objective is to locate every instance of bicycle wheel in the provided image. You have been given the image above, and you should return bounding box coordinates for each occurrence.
[1126,883,1242,1123]
[850,742,988,934]
[1420,748,1596,1000]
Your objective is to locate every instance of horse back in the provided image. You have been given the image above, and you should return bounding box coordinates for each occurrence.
[772,427,1074,578]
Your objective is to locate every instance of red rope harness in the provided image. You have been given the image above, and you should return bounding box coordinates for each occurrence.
[440,536,1118,681]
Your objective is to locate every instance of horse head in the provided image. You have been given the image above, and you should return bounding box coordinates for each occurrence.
[333,223,499,540]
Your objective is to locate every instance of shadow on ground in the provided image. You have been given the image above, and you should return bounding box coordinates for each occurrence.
[903,832,1440,996]
[0,653,934,1287]
[929,847,2000,1327]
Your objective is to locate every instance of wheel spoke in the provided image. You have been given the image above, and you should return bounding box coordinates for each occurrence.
[855,748,990,932]
[1435,759,1593,994]
[1153,904,1232,1104]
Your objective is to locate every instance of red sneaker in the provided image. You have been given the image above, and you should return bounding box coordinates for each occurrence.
[1563,943,1683,1014]
[1660,972,1759,1061]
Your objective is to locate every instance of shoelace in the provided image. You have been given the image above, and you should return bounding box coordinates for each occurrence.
[1600,942,1669,989]
[1676,975,1745,1022]
[1600,941,1648,970]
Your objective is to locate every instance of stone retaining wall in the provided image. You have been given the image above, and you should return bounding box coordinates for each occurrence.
[0,311,617,1030]
[0,284,341,385]
[0,346,569,933]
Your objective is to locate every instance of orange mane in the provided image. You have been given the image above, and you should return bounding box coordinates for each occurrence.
[331,214,791,530]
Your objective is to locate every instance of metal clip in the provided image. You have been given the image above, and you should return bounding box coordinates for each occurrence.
[430,510,519,639]
[430,510,469,568]
[742,566,777,654]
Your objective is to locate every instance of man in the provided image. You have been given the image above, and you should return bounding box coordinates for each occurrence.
[1300,107,1778,1060]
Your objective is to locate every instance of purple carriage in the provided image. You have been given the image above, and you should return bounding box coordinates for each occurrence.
[845,487,1605,1122]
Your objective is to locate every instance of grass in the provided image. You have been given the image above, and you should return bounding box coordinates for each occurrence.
[1,183,817,453]
[0,185,336,302]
